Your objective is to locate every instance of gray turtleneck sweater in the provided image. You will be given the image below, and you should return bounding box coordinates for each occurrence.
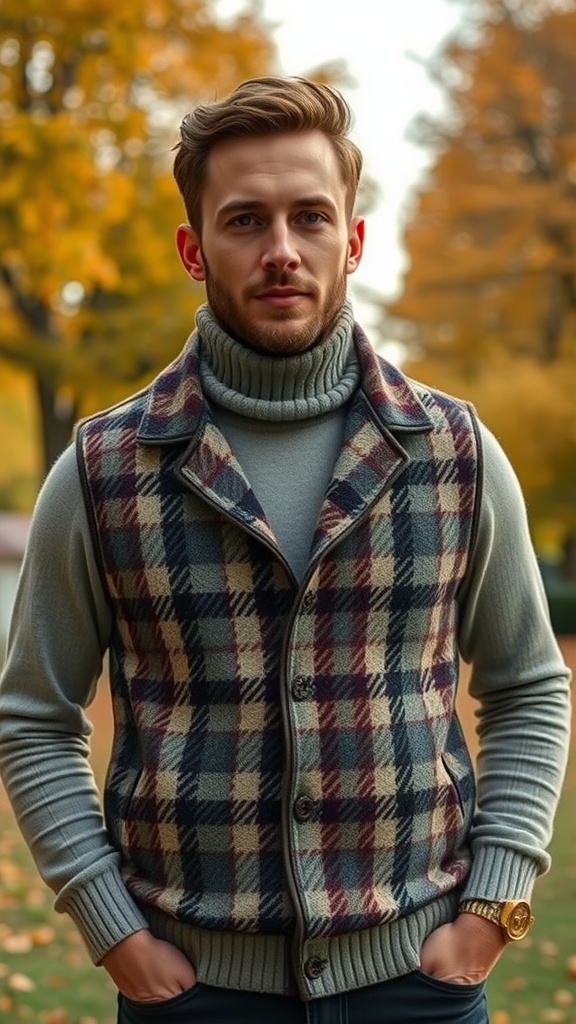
[197,303,359,581]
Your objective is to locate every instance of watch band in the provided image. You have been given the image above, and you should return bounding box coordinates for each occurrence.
[459,898,503,926]
[458,898,534,941]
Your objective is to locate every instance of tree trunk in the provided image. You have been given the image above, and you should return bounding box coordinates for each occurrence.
[560,533,576,581]
[35,376,78,479]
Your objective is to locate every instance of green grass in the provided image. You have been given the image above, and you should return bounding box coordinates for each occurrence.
[485,752,576,1024]
[0,816,117,1022]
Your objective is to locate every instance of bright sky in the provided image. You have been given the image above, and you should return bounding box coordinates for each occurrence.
[220,0,464,338]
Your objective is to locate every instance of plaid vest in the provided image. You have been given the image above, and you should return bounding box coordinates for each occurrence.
[77,324,479,950]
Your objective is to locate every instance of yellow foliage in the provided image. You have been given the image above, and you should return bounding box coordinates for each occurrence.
[0,0,274,491]
[0,362,40,511]
[388,4,576,539]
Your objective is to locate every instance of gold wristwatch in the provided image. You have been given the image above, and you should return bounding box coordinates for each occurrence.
[458,899,534,941]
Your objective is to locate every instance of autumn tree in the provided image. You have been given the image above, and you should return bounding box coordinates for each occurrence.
[0,0,273,477]
[385,0,576,556]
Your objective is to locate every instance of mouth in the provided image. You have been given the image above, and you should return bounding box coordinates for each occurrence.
[254,288,310,308]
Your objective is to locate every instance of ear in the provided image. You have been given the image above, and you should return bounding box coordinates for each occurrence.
[346,216,365,274]
[175,224,206,282]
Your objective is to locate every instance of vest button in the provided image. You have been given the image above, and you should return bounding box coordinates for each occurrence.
[304,955,328,980]
[302,592,315,611]
[293,795,314,822]
[292,676,314,701]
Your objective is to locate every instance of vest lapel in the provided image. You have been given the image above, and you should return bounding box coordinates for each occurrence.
[310,392,409,562]
[309,327,435,564]
[137,332,281,553]
[176,419,280,552]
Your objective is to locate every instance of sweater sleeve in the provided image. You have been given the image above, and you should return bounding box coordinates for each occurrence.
[0,445,149,963]
[458,421,571,901]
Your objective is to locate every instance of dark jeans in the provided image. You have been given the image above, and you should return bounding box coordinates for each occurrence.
[117,972,488,1023]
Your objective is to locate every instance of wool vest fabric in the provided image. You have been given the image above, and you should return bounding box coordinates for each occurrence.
[77,324,480,992]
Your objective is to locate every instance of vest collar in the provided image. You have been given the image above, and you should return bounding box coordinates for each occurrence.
[136,323,434,445]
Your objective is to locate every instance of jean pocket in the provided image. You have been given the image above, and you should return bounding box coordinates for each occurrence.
[119,983,203,1020]
[413,969,485,995]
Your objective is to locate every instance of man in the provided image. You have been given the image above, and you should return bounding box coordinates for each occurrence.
[0,77,571,1023]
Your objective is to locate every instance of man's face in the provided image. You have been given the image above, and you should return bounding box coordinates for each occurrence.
[176,130,364,355]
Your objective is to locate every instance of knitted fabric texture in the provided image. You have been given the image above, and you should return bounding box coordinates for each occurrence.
[197,301,360,421]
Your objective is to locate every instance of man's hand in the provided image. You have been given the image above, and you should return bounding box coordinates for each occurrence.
[101,929,197,1003]
[420,913,508,985]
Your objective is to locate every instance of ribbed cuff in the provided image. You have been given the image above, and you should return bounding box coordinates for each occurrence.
[461,845,541,902]
[55,862,149,964]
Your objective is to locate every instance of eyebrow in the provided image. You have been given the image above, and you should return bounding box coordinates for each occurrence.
[217,195,338,218]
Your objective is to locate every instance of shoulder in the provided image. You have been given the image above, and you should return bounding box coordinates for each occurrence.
[404,372,476,424]
[75,386,150,442]
[355,328,477,439]
[24,445,93,562]
[474,419,527,513]
[34,444,85,521]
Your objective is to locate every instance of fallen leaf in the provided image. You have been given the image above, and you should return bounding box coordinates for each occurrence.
[0,933,33,954]
[504,975,528,991]
[539,940,560,957]
[7,971,36,992]
[25,888,47,908]
[566,955,576,980]
[490,1012,511,1024]
[46,975,67,989]
[554,989,574,1006]
[63,951,85,966]
[39,1010,70,1024]
[0,859,25,885]
[30,925,56,946]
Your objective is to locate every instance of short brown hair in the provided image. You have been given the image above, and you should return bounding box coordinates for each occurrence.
[173,76,363,231]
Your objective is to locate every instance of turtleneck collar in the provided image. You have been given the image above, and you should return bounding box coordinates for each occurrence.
[197,301,360,422]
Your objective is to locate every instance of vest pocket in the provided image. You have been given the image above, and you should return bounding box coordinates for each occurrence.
[440,749,474,821]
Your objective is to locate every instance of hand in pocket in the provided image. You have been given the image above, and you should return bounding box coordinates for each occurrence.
[102,929,197,1003]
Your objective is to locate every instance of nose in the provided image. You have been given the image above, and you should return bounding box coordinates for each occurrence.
[261,222,301,272]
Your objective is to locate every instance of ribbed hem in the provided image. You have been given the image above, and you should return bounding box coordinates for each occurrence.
[139,891,459,1001]
[197,301,360,422]
[461,845,541,902]
[55,863,150,964]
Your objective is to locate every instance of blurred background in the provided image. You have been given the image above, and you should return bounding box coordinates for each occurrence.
[1,0,575,634]
[0,4,575,1021]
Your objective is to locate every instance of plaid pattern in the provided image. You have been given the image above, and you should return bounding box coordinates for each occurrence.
[77,324,478,940]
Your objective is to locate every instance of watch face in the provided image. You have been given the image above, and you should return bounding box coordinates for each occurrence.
[505,901,532,939]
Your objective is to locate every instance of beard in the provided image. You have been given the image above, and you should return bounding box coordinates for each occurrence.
[202,264,348,356]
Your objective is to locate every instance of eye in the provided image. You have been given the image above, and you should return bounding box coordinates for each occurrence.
[298,211,327,225]
[229,213,259,227]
